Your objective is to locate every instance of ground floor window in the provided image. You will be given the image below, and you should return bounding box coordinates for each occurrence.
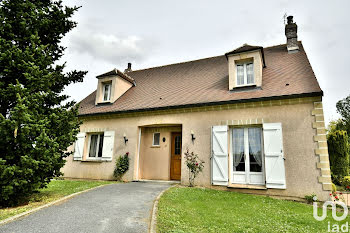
[231,127,264,185]
[88,133,104,158]
[153,132,160,146]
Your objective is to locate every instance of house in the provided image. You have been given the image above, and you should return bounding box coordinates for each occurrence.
[62,16,331,200]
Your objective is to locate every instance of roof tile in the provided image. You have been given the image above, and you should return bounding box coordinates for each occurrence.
[78,42,322,116]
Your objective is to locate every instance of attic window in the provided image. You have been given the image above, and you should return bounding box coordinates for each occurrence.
[103,83,111,101]
[236,62,254,86]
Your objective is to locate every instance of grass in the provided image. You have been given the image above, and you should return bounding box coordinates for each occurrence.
[0,179,115,221]
[157,187,350,233]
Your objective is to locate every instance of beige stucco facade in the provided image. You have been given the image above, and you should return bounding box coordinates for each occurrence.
[227,50,263,90]
[62,96,331,201]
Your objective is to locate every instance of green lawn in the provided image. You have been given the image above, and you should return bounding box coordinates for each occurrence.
[157,187,349,233]
[0,179,115,221]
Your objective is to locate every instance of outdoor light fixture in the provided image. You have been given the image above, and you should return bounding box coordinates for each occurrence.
[191,130,196,142]
[123,133,128,144]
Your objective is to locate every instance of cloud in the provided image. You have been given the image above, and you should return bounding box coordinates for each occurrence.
[67,30,153,65]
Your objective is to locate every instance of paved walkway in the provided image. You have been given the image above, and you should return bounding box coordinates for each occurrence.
[0,182,172,233]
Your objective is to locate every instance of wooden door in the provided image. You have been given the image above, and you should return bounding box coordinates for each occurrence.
[170,133,182,180]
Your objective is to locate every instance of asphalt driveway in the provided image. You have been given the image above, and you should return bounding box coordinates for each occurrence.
[0,181,172,233]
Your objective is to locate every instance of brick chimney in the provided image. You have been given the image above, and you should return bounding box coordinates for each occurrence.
[285,16,299,52]
[124,63,132,73]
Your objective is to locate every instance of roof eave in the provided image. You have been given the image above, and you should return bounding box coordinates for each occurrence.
[96,69,136,86]
[225,47,266,68]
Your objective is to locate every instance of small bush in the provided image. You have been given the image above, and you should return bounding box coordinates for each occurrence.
[184,149,204,187]
[305,194,317,204]
[328,130,350,178]
[114,152,130,181]
[340,176,350,191]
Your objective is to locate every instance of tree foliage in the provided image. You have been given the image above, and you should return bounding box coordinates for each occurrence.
[0,0,86,206]
[336,95,350,138]
[327,119,347,134]
[328,130,350,179]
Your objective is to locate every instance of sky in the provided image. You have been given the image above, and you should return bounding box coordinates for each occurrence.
[61,0,350,125]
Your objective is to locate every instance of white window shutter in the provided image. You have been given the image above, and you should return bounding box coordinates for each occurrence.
[211,125,229,186]
[263,123,286,189]
[102,131,115,161]
[73,132,86,161]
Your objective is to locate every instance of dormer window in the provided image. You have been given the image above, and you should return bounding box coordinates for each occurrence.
[103,83,111,102]
[225,44,265,90]
[95,68,135,105]
[236,62,254,86]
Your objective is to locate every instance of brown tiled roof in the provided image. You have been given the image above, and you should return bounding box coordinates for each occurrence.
[78,42,322,116]
[96,68,135,85]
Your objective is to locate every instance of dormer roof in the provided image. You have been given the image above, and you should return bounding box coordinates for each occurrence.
[96,68,136,86]
[225,44,266,67]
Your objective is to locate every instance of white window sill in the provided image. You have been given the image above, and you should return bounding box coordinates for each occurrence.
[98,100,112,104]
[235,84,256,88]
[81,158,112,162]
[151,145,160,148]
[228,183,267,190]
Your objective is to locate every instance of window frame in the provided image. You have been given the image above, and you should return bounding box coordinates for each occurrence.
[229,126,265,185]
[87,133,104,159]
[152,132,161,146]
[102,83,112,102]
[235,62,255,87]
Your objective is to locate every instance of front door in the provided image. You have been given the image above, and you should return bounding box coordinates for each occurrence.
[170,133,182,180]
[231,127,264,185]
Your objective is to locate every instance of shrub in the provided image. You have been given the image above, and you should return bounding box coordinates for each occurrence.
[340,176,350,191]
[184,149,204,187]
[305,194,317,204]
[114,152,130,181]
[329,191,344,202]
[328,130,350,178]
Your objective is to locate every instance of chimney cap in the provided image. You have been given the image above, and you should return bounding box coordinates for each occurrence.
[125,63,132,73]
[287,16,294,24]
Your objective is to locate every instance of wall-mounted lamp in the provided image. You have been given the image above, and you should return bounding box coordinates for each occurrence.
[191,130,196,142]
[123,133,128,144]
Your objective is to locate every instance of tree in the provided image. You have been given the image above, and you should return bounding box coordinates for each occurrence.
[0,0,86,206]
[328,130,350,179]
[336,95,350,138]
[327,119,347,134]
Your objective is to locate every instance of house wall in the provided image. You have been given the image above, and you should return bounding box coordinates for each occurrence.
[139,126,181,180]
[62,96,330,200]
[227,50,263,90]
